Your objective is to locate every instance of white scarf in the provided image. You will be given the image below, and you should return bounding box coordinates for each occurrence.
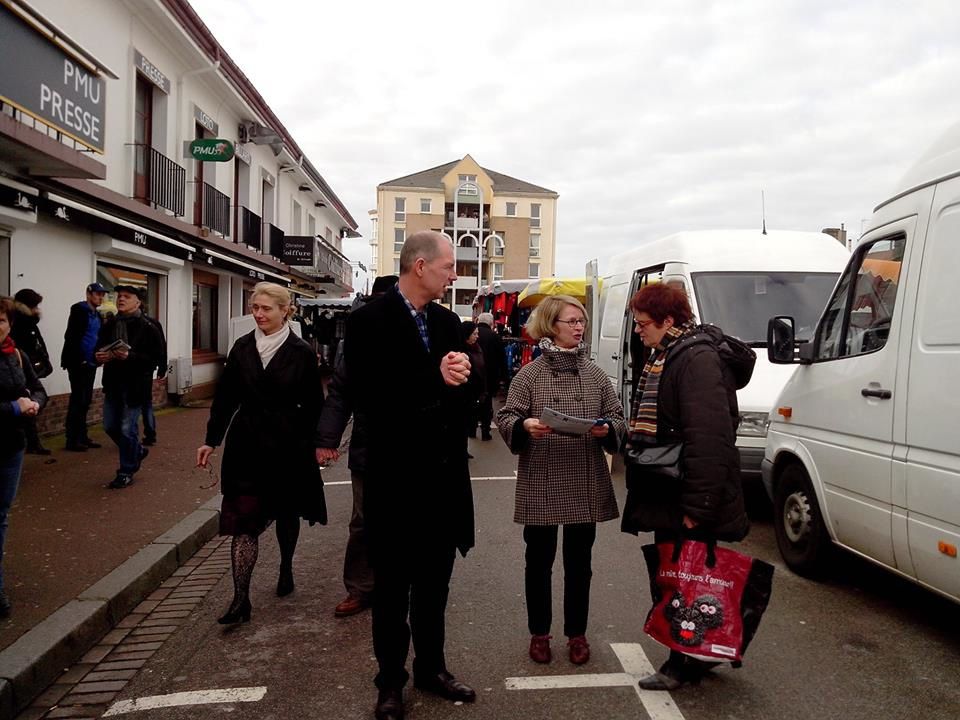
[254,323,290,368]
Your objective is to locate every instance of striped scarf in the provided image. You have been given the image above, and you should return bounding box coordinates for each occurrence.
[628,321,697,440]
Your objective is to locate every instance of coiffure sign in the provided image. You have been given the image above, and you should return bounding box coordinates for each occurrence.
[0,4,106,153]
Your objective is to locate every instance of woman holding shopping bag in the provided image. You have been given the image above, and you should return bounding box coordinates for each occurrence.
[496,295,625,666]
[621,282,749,690]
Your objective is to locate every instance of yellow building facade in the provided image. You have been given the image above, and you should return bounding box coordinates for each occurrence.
[374,155,558,316]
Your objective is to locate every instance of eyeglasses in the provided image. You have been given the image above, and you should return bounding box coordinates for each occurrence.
[635,318,657,329]
[556,318,586,328]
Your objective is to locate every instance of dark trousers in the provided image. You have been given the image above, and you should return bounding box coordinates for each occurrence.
[65,365,97,445]
[478,394,493,436]
[0,450,24,592]
[142,398,156,441]
[343,471,373,599]
[23,416,43,450]
[372,537,456,690]
[523,523,597,638]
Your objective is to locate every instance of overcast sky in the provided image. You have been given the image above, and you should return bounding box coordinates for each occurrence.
[190,0,960,284]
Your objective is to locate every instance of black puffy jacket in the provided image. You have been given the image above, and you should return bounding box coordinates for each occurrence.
[621,338,749,542]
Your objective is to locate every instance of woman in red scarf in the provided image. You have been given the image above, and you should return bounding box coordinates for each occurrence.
[0,296,48,618]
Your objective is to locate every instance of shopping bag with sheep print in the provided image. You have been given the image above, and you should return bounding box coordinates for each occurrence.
[641,539,774,663]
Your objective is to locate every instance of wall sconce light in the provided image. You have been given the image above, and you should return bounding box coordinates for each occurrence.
[299,184,311,192]
[314,201,326,208]
[278,164,296,173]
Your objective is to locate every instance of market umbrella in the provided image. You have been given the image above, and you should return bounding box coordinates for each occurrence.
[517,278,602,308]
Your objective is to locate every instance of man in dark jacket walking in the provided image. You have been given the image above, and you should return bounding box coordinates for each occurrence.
[336,232,475,720]
[10,289,53,454]
[95,285,163,489]
[62,283,107,452]
[316,274,397,619]
[475,311,506,440]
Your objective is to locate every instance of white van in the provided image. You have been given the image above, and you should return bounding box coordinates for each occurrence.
[764,121,960,603]
[593,230,849,478]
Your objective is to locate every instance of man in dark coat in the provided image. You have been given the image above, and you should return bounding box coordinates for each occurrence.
[61,283,107,452]
[339,232,475,720]
[475,311,506,440]
[316,274,398,619]
[95,285,163,489]
[10,289,52,454]
[139,306,167,446]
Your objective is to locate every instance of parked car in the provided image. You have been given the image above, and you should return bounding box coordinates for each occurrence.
[592,229,848,478]
[764,120,960,604]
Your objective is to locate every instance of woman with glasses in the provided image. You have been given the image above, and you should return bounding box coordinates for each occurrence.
[496,295,625,666]
[196,282,326,625]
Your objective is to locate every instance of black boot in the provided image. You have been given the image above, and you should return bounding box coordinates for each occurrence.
[218,597,251,625]
[276,565,294,597]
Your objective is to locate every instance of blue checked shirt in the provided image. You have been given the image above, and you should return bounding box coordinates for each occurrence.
[397,287,430,352]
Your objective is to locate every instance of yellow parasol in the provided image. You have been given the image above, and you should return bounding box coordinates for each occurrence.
[517,278,602,308]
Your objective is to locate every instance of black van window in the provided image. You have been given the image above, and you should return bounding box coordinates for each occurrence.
[815,235,905,360]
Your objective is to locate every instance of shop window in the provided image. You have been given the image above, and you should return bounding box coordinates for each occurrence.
[96,262,160,319]
[193,269,219,357]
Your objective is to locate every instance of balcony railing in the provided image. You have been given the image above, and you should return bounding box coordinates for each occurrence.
[239,207,261,251]
[267,222,284,259]
[202,182,230,238]
[133,144,185,216]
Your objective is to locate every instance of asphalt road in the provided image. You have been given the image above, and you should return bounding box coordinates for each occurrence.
[83,435,960,720]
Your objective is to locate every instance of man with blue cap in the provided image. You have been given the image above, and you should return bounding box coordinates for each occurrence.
[61,282,107,452]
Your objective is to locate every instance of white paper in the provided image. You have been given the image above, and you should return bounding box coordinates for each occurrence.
[539,406,599,435]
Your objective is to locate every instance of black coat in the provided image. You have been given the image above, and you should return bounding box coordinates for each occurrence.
[622,340,749,542]
[10,306,52,378]
[476,323,505,393]
[314,348,369,473]
[96,312,164,405]
[204,330,326,523]
[0,349,48,457]
[344,287,474,559]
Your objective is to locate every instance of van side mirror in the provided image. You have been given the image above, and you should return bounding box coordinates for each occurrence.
[768,316,797,364]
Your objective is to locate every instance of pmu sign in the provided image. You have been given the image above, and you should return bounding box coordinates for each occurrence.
[0,4,106,152]
[188,138,235,162]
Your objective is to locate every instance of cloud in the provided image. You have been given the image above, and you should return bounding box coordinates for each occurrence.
[190,0,960,280]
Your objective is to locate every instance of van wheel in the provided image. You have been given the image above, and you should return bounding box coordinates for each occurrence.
[773,464,829,576]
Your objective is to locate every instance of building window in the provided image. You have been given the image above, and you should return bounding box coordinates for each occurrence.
[96,262,161,321]
[493,241,504,257]
[529,263,540,279]
[307,214,316,236]
[393,258,401,275]
[529,234,540,257]
[133,74,153,204]
[192,270,219,355]
[458,174,476,184]
[492,262,503,281]
[420,198,431,213]
[530,203,541,228]
[505,202,516,216]
[292,199,302,234]
[394,197,406,222]
[394,228,405,253]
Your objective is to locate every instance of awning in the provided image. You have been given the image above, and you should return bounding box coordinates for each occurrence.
[476,279,531,298]
[518,278,603,309]
[201,248,289,285]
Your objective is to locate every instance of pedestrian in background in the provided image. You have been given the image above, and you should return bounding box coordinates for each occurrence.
[460,321,486,450]
[198,282,326,626]
[621,283,748,690]
[10,289,53,455]
[316,273,397,620]
[139,303,167,447]
[496,295,625,666]
[342,231,475,720]
[62,283,107,452]
[475,311,505,440]
[96,286,163,489]
[0,297,47,617]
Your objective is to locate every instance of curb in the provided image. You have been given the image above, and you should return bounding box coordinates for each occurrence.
[0,500,221,718]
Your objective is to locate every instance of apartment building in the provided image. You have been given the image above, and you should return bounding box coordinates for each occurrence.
[0,0,359,423]
[374,155,558,316]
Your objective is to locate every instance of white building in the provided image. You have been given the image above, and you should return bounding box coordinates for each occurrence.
[0,0,359,425]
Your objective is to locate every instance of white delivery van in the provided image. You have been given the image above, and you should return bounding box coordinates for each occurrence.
[763,121,960,603]
[594,230,849,478]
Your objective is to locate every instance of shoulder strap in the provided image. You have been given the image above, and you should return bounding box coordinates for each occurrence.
[14,349,22,368]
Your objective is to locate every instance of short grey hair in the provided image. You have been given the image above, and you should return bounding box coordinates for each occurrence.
[477,312,494,326]
[399,231,446,274]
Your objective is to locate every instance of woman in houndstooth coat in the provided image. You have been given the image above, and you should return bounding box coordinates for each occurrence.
[496,295,625,667]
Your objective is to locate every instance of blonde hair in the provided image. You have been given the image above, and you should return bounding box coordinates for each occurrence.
[525,295,587,341]
[251,282,294,319]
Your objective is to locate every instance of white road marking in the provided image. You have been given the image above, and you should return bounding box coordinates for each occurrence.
[470,475,517,481]
[102,687,267,716]
[322,479,351,485]
[506,642,687,720]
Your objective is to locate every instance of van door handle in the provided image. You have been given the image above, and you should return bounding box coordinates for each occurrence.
[861,387,892,399]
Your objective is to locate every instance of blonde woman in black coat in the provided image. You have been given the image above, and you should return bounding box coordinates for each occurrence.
[197,282,325,625]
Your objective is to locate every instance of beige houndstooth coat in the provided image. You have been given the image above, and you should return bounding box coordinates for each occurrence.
[497,346,626,525]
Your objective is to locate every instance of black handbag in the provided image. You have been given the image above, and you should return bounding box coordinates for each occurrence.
[624,442,684,480]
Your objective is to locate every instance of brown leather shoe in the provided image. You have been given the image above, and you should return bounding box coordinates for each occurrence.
[334,595,369,617]
[529,634,552,663]
[568,635,590,665]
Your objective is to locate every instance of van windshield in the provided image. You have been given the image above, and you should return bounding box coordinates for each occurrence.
[691,272,840,345]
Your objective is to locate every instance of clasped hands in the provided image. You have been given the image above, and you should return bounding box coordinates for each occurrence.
[441,351,471,387]
[16,396,40,416]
